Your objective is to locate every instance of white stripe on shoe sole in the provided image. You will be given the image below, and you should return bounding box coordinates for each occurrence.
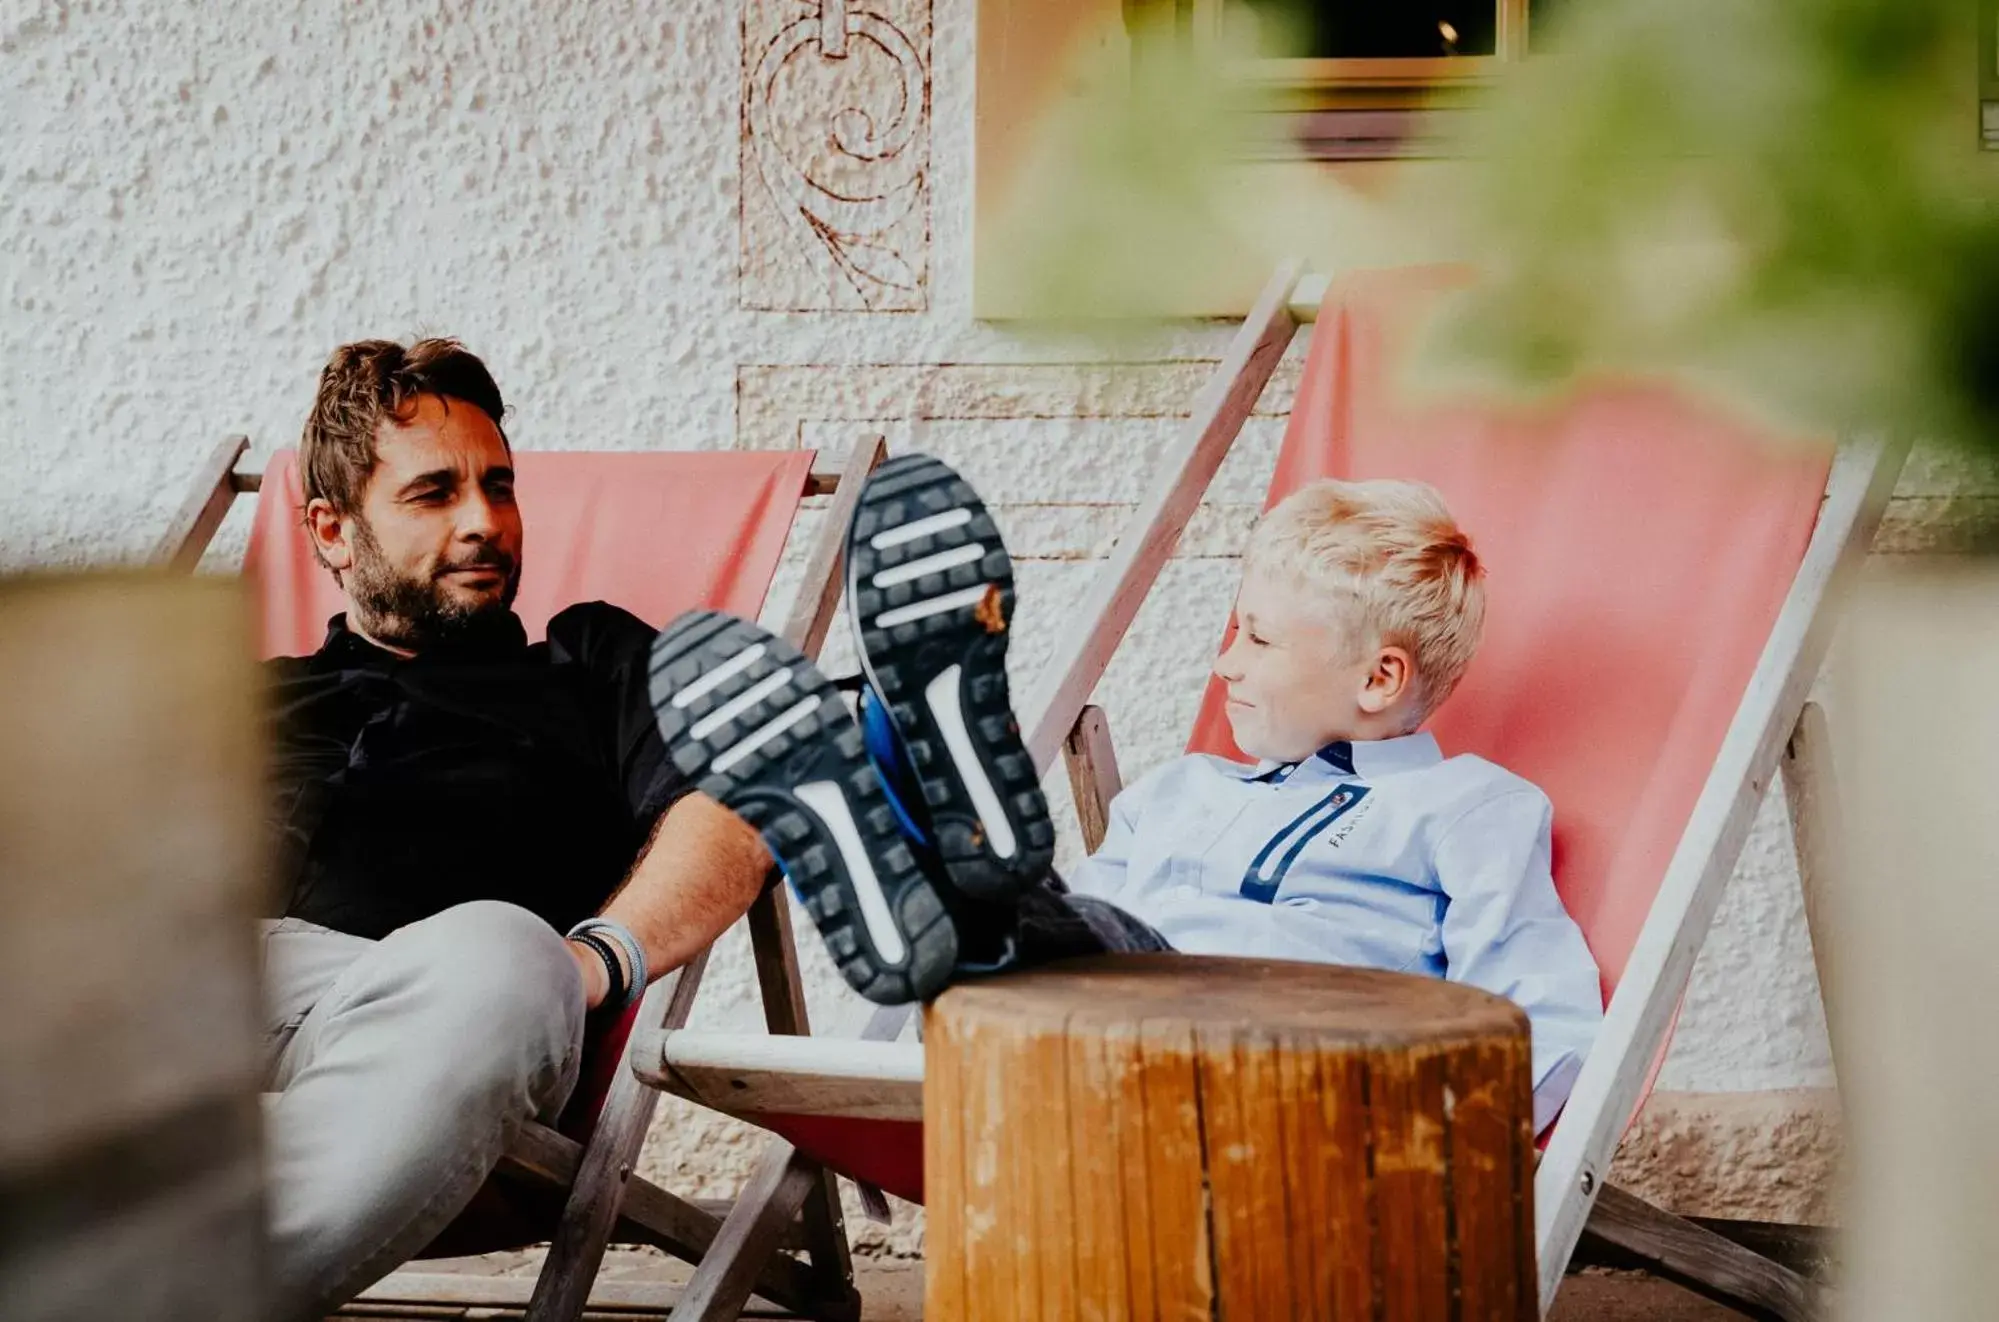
[875,585,992,630]
[712,693,825,774]
[869,507,971,549]
[695,672,795,744]
[794,779,909,966]
[871,542,984,588]
[690,669,793,741]
[924,664,1018,860]
[670,642,767,709]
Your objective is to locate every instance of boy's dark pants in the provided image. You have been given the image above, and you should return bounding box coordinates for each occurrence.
[977,874,1175,971]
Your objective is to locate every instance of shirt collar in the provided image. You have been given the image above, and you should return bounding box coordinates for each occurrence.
[1238,731,1443,784]
[318,611,530,665]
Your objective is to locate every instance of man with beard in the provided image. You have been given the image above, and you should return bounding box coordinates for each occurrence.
[261,338,773,1320]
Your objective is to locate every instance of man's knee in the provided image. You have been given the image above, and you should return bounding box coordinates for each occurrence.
[378,901,585,1090]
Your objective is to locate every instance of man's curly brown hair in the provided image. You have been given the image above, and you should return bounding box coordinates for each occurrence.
[299,338,509,517]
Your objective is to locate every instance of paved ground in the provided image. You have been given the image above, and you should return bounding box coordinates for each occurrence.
[339,1251,1750,1319]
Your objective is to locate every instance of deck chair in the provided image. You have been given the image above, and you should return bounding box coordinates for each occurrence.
[629,264,1903,1322]
[155,434,893,1322]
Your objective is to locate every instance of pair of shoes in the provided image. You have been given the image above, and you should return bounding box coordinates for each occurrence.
[646,455,1054,1004]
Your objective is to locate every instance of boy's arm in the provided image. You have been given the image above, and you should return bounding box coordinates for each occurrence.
[1433,788,1604,1134]
[1062,766,1160,899]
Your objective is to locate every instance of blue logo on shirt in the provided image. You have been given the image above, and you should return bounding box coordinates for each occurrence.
[1239,783,1372,903]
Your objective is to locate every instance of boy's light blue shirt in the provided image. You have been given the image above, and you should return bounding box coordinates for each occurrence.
[1067,731,1603,1133]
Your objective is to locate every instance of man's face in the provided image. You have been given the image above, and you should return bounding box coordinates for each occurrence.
[1210,563,1397,763]
[309,394,524,652]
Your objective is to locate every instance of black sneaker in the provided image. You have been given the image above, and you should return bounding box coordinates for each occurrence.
[646,610,957,1004]
[842,455,1055,904]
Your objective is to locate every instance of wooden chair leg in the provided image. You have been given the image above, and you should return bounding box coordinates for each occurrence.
[746,885,857,1302]
[672,1142,862,1322]
[1780,699,1844,1083]
[495,1120,825,1314]
[1578,1183,1832,1322]
[524,953,710,1322]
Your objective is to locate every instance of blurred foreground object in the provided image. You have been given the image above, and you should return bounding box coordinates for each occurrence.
[0,576,266,1320]
[1833,562,1999,1322]
[985,0,1999,463]
[1427,0,1997,451]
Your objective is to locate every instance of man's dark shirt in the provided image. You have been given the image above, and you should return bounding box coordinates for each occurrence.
[265,603,690,941]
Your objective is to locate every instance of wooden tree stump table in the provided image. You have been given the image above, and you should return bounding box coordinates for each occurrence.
[924,955,1538,1321]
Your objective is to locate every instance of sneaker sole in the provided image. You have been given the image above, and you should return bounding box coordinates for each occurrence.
[647,610,958,1004]
[844,455,1055,903]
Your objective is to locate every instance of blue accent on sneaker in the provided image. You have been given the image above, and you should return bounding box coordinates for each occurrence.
[842,454,1055,904]
[860,688,932,849]
[646,610,959,1004]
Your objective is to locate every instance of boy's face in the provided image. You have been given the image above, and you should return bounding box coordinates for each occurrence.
[1212,563,1416,763]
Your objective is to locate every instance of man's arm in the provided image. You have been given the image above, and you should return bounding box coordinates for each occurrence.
[543,604,779,1008]
[568,791,773,1009]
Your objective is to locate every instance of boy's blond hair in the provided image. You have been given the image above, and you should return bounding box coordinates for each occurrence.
[1245,478,1486,725]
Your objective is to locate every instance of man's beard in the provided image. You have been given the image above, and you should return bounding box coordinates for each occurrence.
[346,518,521,651]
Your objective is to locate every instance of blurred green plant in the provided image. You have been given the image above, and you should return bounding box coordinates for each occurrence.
[991,0,1999,454]
[1426,0,1998,451]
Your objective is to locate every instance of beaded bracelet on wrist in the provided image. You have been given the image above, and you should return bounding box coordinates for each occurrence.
[569,929,627,1008]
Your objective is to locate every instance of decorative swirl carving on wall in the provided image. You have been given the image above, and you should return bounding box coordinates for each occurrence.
[744,0,930,310]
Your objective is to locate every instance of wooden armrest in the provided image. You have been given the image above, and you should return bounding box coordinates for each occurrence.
[631,1029,926,1122]
[1063,704,1124,854]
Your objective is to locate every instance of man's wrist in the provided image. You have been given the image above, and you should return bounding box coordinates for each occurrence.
[566,939,612,1008]
[566,917,648,1011]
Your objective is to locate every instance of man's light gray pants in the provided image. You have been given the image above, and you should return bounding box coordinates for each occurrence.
[260,900,586,1322]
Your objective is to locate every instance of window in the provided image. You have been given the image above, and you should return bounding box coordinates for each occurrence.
[1194,0,1548,158]
[1236,0,1513,60]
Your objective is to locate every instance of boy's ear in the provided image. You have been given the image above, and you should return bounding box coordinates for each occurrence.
[1357,645,1414,715]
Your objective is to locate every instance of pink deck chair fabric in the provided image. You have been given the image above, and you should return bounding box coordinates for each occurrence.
[752,269,1833,1207]
[245,448,813,658]
[245,446,814,1147]
[1187,267,1832,1002]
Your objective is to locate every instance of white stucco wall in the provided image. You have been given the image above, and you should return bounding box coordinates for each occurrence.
[2,0,1840,1128]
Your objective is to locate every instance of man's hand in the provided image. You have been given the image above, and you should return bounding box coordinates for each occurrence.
[596,791,773,993]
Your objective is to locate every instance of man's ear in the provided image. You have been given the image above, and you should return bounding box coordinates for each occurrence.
[1357,645,1413,715]
[303,498,356,579]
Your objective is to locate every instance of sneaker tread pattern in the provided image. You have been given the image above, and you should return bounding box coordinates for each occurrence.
[846,454,1055,902]
[647,610,956,1004]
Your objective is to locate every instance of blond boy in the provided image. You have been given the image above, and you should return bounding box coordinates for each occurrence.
[648,461,1604,1132]
[1058,479,1603,1129]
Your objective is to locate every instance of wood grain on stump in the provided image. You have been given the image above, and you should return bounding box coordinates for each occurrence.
[925,955,1537,1321]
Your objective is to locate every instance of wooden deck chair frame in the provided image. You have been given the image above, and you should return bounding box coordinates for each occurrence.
[631,264,1905,1322]
[155,434,894,1322]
